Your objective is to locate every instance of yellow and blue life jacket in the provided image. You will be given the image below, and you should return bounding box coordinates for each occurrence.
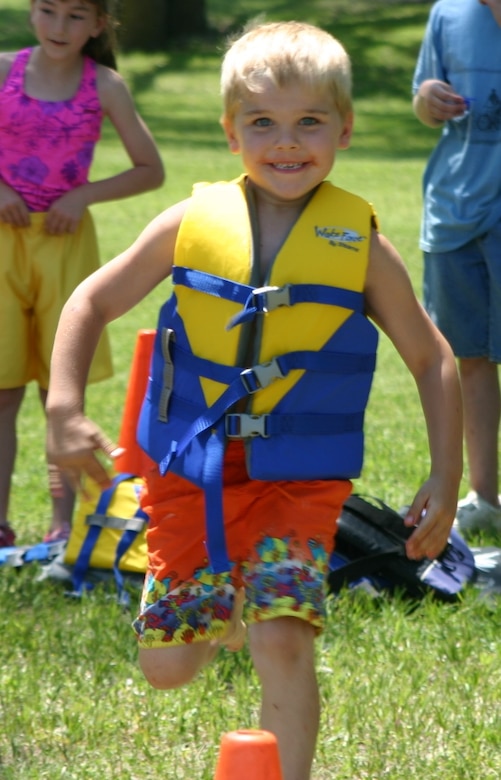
[138,176,379,572]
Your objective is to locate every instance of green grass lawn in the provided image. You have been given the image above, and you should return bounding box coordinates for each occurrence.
[2,2,501,779]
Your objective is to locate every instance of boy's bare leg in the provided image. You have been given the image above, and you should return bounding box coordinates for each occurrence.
[0,386,26,534]
[139,587,247,689]
[459,357,500,506]
[250,617,319,780]
[139,641,219,689]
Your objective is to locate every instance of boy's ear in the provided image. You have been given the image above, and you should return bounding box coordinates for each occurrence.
[220,115,241,154]
[338,112,354,150]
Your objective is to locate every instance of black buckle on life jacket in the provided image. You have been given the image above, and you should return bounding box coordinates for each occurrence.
[252,284,291,312]
[225,413,270,439]
[240,358,284,393]
[158,327,175,422]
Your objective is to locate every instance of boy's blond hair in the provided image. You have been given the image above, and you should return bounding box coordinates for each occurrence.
[221,20,352,120]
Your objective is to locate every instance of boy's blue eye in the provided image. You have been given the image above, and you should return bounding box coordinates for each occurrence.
[300,117,319,126]
[254,117,272,127]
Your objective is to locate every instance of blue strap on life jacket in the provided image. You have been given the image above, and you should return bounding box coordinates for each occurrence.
[112,523,148,605]
[161,269,372,574]
[201,425,229,573]
[170,340,376,386]
[159,348,373,575]
[71,473,148,601]
[227,283,364,328]
[225,411,365,438]
[173,265,365,329]
[160,347,375,475]
[173,266,252,305]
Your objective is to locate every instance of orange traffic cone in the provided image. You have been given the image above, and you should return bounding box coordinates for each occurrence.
[214,730,283,780]
[114,329,156,477]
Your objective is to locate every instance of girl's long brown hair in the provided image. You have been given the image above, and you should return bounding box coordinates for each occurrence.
[81,0,119,70]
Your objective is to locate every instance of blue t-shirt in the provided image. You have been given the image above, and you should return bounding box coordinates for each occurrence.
[413,0,501,252]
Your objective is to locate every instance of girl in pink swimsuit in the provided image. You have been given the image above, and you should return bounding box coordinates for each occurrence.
[0,0,164,548]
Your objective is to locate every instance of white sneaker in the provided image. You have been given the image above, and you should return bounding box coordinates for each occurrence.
[454,491,501,536]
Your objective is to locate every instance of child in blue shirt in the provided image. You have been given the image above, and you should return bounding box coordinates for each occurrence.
[413,0,501,536]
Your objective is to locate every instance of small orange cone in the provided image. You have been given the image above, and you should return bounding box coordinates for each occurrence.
[114,329,156,477]
[214,730,283,780]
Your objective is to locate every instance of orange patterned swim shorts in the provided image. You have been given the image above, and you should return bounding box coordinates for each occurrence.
[133,441,351,648]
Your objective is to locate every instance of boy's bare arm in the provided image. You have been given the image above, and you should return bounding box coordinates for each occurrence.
[46,199,189,490]
[365,230,463,560]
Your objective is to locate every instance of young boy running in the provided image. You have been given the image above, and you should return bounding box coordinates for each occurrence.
[46,21,462,780]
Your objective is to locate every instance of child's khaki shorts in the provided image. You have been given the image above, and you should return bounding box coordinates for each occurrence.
[0,210,112,389]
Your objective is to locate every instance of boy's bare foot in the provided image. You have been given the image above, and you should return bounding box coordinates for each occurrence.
[214,587,247,651]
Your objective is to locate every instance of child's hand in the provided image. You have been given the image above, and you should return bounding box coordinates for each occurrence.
[0,182,30,227]
[44,189,88,235]
[46,410,124,496]
[416,79,467,124]
[402,478,458,561]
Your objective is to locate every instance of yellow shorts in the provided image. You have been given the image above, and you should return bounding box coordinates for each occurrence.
[133,441,352,648]
[0,211,112,389]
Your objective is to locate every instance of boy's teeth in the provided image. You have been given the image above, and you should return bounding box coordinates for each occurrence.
[275,163,301,169]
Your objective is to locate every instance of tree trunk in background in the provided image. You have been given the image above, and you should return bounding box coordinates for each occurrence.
[118,0,208,50]
[166,0,208,36]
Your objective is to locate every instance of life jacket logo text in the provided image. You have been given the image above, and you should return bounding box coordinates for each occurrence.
[315,226,366,252]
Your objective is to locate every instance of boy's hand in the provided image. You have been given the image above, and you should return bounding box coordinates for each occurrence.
[416,79,467,124]
[403,478,458,561]
[46,411,124,495]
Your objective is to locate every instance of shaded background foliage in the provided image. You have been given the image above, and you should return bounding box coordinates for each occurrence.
[117,0,432,46]
[1,1,435,164]
[1,1,434,108]
[0,1,434,48]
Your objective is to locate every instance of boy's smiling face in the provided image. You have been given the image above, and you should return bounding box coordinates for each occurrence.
[222,80,353,205]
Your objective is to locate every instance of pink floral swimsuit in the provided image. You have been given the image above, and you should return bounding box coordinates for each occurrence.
[0,48,103,212]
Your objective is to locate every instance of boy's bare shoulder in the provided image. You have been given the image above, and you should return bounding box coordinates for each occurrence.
[365,227,418,329]
[0,52,17,88]
[135,197,192,254]
[367,228,406,273]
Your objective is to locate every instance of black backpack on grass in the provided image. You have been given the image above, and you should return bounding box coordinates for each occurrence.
[328,495,476,601]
